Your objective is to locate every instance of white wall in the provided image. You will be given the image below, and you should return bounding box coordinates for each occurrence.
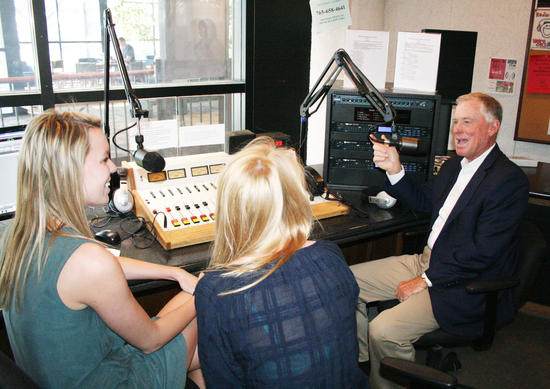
[307,0,549,165]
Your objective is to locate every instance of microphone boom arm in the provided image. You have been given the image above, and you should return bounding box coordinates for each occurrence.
[103,7,148,143]
[299,48,395,161]
[103,8,165,173]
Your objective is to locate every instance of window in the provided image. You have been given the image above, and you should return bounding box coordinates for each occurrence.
[0,0,246,136]
[44,0,236,91]
[0,1,40,126]
[0,1,38,92]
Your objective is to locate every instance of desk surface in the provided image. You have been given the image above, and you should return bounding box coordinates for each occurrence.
[101,190,429,293]
[523,162,550,200]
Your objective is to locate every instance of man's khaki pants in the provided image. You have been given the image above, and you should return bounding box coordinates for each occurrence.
[350,247,439,389]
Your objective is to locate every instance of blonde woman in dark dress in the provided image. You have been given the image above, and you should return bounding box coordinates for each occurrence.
[195,137,368,388]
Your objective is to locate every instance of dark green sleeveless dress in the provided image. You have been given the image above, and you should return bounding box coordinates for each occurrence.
[3,231,187,388]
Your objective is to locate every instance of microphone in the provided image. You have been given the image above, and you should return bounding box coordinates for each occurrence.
[371,132,429,155]
[133,134,166,173]
[133,148,165,172]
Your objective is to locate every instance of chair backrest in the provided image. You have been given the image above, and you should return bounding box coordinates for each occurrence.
[0,351,41,389]
[513,219,547,309]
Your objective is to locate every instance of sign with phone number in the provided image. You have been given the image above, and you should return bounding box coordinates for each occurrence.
[315,5,346,16]
[310,0,351,34]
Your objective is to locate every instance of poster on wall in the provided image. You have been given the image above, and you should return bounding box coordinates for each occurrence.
[532,8,550,50]
[526,54,550,93]
[515,0,550,144]
[487,58,517,94]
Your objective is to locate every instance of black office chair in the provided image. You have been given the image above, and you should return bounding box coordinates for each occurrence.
[0,350,41,389]
[378,219,547,372]
[380,357,475,389]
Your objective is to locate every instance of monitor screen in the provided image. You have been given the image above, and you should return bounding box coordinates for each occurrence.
[0,130,24,220]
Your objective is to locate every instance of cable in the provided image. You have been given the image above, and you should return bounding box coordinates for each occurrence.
[131,212,166,249]
[111,121,137,154]
[119,215,145,235]
[89,205,116,228]
[89,211,161,249]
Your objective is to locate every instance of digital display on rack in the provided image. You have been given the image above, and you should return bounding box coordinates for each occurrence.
[354,107,411,124]
[354,107,384,122]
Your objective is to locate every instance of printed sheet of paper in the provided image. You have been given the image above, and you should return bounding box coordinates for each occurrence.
[344,30,389,89]
[310,0,351,34]
[393,32,441,92]
[128,120,224,150]
[128,119,178,151]
[179,123,225,147]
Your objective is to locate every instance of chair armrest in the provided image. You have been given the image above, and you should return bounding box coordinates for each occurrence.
[466,276,519,294]
[466,276,519,351]
[380,357,457,388]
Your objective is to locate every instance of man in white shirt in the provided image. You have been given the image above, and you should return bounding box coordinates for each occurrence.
[351,93,529,389]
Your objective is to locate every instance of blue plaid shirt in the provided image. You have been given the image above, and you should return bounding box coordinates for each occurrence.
[195,240,369,389]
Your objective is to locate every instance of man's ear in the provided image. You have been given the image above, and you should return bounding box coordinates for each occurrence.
[488,119,500,137]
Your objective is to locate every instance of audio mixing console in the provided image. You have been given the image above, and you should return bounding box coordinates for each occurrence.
[124,152,349,250]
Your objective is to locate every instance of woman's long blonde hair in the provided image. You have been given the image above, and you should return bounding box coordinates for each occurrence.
[210,137,313,294]
[0,109,101,309]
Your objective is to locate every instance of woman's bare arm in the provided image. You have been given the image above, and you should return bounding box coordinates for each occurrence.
[57,243,196,353]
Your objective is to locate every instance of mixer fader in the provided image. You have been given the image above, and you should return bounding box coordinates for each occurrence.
[140,181,218,228]
[124,152,349,250]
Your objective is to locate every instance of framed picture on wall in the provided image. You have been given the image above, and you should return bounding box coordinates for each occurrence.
[515,0,550,144]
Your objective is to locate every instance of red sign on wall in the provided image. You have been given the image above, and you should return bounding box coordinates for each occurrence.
[489,58,507,79]
[526,54,550,94]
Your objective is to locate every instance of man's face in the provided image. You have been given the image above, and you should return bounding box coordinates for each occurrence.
[452,99,499,161]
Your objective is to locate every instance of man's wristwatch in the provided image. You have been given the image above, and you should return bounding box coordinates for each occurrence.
[421,273,432,287]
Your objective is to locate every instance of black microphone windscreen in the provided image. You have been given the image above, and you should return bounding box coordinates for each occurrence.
[133,149,166,172]
[401,137,429,155]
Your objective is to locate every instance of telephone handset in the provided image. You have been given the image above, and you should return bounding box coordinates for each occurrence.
[305,166,325,197]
